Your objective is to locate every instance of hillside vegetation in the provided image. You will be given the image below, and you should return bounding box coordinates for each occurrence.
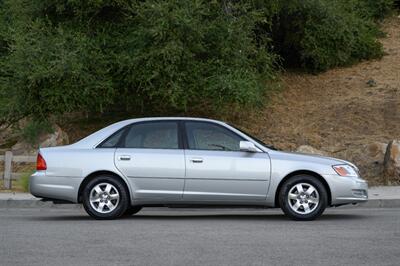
[0,0,395,125]
[240,16,400,185]
[0,1,399,185]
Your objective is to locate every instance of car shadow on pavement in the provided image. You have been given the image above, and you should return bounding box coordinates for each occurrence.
[127,213,366,221]
[27,212,367,222]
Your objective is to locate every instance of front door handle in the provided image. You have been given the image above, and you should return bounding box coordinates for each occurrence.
[118,155,131,161]
[190,158,203,163]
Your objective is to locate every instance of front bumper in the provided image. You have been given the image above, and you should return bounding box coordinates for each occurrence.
[323,174,368,206]
[30,171,82,203]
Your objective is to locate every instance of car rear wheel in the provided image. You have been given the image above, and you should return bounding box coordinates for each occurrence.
[279,175,328,221]
[124,206,142,216]
[82,175,129,220]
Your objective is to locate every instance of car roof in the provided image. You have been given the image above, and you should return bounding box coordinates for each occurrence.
[71,117,229,149]
[119,117,223,123]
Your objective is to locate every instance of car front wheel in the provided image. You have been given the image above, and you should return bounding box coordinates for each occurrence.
[279,175,328,221]
[82,175,129,220]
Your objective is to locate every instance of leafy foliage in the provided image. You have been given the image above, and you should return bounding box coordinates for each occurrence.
[353,0,395,20]
[271,0,385,71]
[17,172,32,192]
[0,0,276,122]
[0,0,395,123]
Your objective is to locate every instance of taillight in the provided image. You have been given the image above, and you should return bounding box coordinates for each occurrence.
[36,153,47,171]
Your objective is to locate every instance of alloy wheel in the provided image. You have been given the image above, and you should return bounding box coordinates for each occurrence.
[287,183,320,215]
[89,183,120,214]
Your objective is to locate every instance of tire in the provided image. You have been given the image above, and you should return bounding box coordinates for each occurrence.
[279,175,328,221]
[82,175,129,220]
[124,206,142,216]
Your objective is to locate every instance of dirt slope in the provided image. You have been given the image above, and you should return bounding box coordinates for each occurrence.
[58,17,400,185]
[242,16,400,184]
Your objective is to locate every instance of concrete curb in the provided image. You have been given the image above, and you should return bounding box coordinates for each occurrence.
[0,199,82,209]
[0,198,399,209]
[359,199,400,208]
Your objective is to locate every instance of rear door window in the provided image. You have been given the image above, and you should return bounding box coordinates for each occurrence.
[123,121,179,149]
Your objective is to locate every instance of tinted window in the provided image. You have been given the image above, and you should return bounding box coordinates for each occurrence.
[185,122,243,151]
[123,122,179,149]
[98,129,125,148]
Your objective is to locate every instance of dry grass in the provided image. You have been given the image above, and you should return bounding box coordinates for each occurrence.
[35,16,400,186]
[0,180,26,192]
[238,16,400,185]
[0,164,35,192]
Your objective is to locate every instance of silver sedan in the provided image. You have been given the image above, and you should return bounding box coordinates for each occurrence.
[30,117,368,220]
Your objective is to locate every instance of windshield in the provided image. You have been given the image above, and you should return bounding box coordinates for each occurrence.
[229,124,277,150]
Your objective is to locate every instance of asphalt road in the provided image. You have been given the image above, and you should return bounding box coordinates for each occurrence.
[0,207,399,266]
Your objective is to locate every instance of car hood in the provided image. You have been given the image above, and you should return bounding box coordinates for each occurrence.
[268,150,357,169]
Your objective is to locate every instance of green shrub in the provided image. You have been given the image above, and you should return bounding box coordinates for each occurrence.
[0,0,277,121]
[0,0,394,123]
[271,0,384,71]
[353,0,394,20]
[17,172,32,192]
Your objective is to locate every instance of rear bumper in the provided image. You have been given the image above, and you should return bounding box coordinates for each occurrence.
[323,174,368,206]
[29,171,83,203]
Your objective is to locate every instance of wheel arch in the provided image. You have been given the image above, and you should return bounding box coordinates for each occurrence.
[78,170,131,203]
[274,170,332,207]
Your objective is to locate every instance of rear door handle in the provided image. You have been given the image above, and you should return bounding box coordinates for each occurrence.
[118,155,131,161]
[190,158,203,163]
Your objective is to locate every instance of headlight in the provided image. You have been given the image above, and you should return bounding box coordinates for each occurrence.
[332,164,358,177]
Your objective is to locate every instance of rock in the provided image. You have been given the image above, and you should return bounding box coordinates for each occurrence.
[367,142,387,159]
[383,140,400,184]
[11,124,69,155]
[0,123,20,150]
[322,145,346,154]
[296,145,328,156]
[331,142,389,184]
[38,124,69,148]
[11,141,35,155]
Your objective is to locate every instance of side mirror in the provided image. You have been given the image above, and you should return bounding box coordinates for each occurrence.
[240,141,259,153]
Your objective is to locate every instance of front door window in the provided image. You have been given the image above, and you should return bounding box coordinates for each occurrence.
[185,122,243,151]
